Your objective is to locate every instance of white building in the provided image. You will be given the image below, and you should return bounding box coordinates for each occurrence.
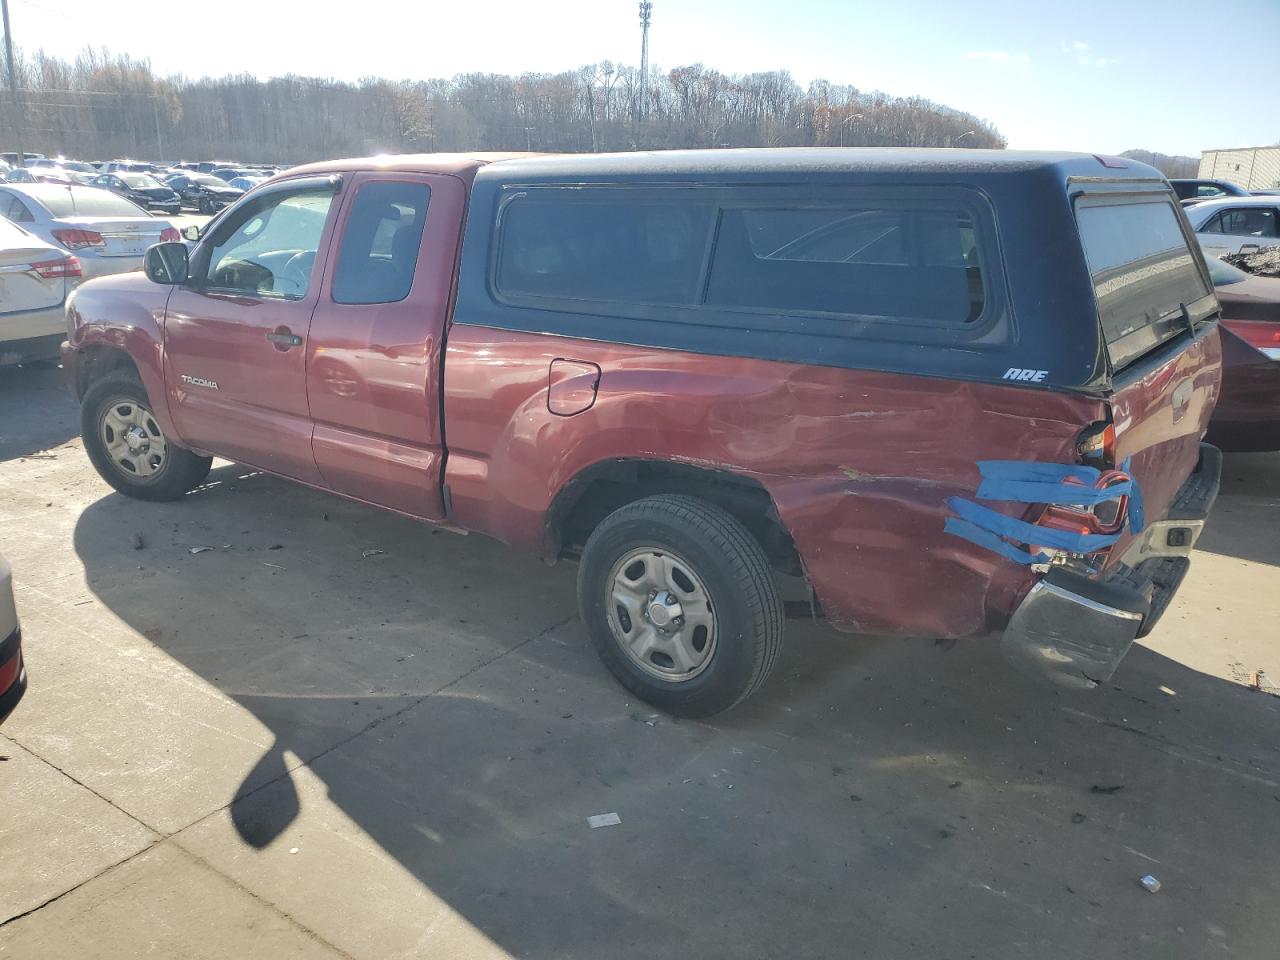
[1198,147,1280,190]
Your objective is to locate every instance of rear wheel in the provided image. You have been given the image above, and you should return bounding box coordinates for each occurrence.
[578,494,784,717]
[81,373,212,501]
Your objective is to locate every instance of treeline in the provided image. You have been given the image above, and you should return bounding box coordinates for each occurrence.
[1,49,1006,162]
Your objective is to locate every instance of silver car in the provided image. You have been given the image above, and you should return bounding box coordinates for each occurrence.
[0,183,179,281]
[0,216,81,365]
[1184,196,1280,258]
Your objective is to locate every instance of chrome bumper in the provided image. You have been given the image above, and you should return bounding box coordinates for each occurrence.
[1001,443,1221,690]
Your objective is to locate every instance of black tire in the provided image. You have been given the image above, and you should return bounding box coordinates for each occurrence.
[81,372,212,501]
[577,494,784,717]
[198,196,212,215]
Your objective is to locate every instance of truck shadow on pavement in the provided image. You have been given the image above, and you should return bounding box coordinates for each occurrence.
[69,464,1280,960]
[0,364,79,462]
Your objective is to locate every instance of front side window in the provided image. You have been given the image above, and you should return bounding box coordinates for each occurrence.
[496,191,713,305]
[332,180,430,305]
[707,205,983,324]
[205,188,335,300]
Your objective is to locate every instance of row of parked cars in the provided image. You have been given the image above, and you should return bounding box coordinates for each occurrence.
[0,154,282,214]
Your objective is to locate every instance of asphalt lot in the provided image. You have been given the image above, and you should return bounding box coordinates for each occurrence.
[0,362,1278,959]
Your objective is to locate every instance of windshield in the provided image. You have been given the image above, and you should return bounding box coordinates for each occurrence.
[40,187,149,218]
[193,174,227,187]
[1207,257,1249,286]
[61,161,96,173]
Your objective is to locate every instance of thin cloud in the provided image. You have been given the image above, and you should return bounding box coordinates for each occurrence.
[1061,40,1118,69]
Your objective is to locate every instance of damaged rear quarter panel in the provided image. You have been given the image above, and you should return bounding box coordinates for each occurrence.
[444,326,1104,640]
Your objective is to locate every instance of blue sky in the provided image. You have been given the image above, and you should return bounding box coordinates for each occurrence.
[7,0,1278,155]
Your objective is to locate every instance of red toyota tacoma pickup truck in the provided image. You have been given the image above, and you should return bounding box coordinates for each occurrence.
[62,149,1223,716]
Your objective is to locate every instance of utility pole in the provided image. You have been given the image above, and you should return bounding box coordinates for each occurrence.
[638,1,652,125]
[152,95,163,158]
[1,0,22,164]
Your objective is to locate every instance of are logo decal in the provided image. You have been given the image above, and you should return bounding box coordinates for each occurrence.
[180,374,219,390]
[1002,368,1048,383]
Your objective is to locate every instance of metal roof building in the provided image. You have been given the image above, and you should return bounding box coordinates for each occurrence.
[1198,147,1280,190]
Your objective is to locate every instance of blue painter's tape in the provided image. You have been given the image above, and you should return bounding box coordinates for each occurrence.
[1120,457,1145,532]
[975,460,1134,508]
[944,517,1048,566]
[947,497,1123,554]
[944,456,1146,564]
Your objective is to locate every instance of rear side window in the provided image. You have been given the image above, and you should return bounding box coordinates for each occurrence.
[707,205,983,323]
[2,194,34,222]
[1199,207,1279,238]
[1076,199,1210,370]
[496,192,713,305]
[332,181,430,305]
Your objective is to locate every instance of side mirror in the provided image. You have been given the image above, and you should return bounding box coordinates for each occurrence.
[181,224,201,242]
[144,242,189,284]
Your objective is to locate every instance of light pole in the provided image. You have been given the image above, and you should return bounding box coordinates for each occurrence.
[954,130,975,146]
[839,114,862,148]
[1,0,22,166]
[638,1,652,125]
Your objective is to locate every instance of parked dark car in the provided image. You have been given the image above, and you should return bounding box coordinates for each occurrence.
[163,172,244,213]
[92,172,181,215]
[1204,257,1280,451]
[63,149,1223,714]
[195,160,236,174]
[1170,178,1252,205]
[210,167,261,183]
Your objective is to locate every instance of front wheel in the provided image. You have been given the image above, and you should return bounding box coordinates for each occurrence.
[81,373,212,501]
[577,494,784,717]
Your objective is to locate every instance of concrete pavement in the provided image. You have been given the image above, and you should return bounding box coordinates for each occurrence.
[1,363,1278,959]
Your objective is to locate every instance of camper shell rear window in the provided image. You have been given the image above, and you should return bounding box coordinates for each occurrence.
[1075,197,1211,370]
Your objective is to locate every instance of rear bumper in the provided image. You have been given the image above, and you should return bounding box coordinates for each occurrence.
[1,301,66,343]
[0,332,64,366]
[1001,443,1221,689]
[0,626,26,725]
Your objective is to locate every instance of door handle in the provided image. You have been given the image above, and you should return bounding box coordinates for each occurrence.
[266,328,303,350]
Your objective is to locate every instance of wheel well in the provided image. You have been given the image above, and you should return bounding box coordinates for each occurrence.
[74,346,140,400]
[547,459,804,577]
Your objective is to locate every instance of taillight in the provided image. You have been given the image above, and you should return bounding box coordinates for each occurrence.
[160,227,181,243]
[51,228,106,251]
[31,256,82,279]
[1075,421,1116,468]
[1223,319,1280,361]
[1030,468,1131,561]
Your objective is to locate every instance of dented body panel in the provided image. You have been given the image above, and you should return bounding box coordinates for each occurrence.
[444,324,1105,638]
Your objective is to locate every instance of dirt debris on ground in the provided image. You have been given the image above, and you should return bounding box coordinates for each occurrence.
[1222,246,1280,278]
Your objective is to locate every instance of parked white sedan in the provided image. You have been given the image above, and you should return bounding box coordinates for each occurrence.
[0,216,81,366]
[1184,196,1280,259]
[0,183,179,281]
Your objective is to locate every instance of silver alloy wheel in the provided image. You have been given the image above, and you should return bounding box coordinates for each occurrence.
[100,398,168,479]
[605,547,717,682]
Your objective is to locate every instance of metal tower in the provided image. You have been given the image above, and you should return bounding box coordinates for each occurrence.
[638,1,652,123]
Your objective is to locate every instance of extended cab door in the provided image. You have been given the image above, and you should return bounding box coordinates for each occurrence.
[163,175,342,483]
[305,172,466,519]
